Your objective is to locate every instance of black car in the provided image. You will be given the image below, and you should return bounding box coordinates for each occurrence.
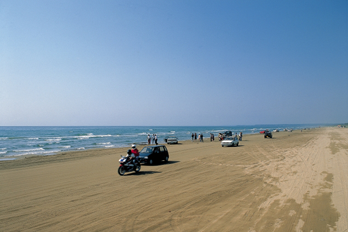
[264,130,272,138]
[138,145,169,165]
[220,131,232,140]
[222,131,232,137]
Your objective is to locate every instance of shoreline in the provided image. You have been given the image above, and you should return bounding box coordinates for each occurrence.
[0,125,327,161]
[0,128,322,171]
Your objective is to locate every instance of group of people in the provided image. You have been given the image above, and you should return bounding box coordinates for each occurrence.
[147,134,158,145]
[190,133,215,142]
[191,133,205,142]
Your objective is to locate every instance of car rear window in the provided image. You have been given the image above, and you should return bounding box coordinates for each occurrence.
[141,147,154,153]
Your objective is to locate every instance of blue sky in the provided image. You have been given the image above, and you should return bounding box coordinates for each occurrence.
[1,0,347,126]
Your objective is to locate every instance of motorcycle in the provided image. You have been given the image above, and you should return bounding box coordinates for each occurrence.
[118,155,141,176]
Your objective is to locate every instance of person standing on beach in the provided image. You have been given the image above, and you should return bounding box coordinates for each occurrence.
[152,134,156,144]
[154,134,158,145]
[239,132,243,141]
[191,133,194,141]
[200,133,204,142]
[194,133,197,140]
[147,134,151,145]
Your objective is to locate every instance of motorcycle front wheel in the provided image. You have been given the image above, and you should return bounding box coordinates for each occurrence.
[118,166,126,176]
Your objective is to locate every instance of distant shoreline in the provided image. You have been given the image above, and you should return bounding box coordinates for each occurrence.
[0,125,331,161]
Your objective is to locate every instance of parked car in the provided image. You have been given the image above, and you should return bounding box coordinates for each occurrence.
[166,136,178,144]
[138,145,169,165]
[221,137,239,147]
[264,130,272,138]
[222,131,232,137]
[219,131,233,140]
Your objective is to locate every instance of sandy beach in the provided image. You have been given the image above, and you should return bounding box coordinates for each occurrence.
[1,127,347,231]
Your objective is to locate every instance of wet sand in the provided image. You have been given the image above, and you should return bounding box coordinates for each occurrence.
[1,127,347,231]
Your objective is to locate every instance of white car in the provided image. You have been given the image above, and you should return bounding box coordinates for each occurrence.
[221,137,239,147]
[166,137,178,144]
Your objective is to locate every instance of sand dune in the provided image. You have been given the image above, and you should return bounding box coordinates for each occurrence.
[1,127,347,231]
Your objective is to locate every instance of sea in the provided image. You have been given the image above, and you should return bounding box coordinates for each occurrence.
[0,124,326,161]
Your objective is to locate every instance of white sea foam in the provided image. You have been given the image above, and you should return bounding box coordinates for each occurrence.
[28,137,39,140]
[0,137,8,140]
[75,133,106,139]
[77,147,85,150]
[0,151,7,155]
[98,142,111,145]
[46,138,62,142]
[105,145,114,148]
[13,148,45,152]
[95,134,112,138]
[60,146,71,149]
[11,149,61,157]
[0,148,6,150]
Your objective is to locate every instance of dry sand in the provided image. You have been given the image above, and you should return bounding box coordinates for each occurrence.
[1,127,347,232]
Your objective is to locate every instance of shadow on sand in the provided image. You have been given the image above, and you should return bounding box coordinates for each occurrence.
[124,171,162,176]
[142,160,180,166]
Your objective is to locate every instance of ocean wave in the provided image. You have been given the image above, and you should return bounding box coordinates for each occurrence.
[105,145,114,148]
[0,148,6,150]
[210,129,229,133]
[10,149,61,157]
[46,138,62,142]
[76,137,89,140]
[59,146,71,149]
[97,142,111,145]
[94,134,112,138]
[0,137,8,140]
[13,148,45,152]
[0,151,7,155]
[73,133,111,140]
[77,147,85,150]
[28,137,39,140]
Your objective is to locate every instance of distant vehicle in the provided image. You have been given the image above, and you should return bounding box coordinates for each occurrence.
[221,137,239,147]
[219,131,232,140]
[222,131,232,137]
[260,130,266,134]
[138,145,169,165]
[264,130,272,138]
[166,137,178,144]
